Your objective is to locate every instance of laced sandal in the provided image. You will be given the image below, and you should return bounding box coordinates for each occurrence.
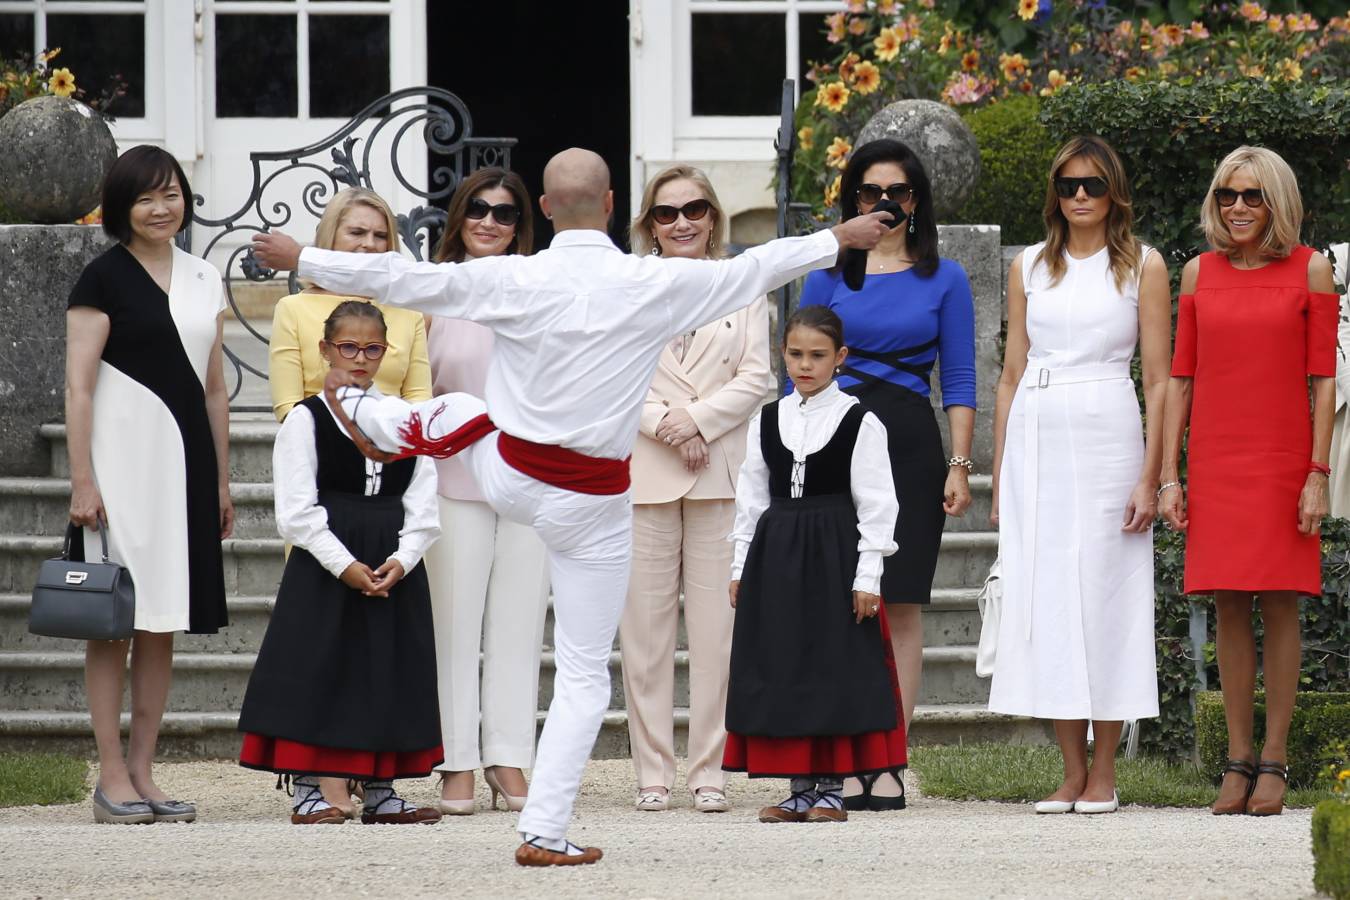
[867,769,907,812]
[515,837,603,866]
[1247,761,1289,817]
[805,791,847,823]
[360,780,441,825]
[758,789,818,823]
[287,776,345,825]
[1211,759,1256,816]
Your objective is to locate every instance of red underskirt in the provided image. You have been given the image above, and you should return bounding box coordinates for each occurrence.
[723,606,908,779]
[239,734,443,780]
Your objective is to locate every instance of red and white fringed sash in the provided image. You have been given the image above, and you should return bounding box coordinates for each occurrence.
[395,404,496,459]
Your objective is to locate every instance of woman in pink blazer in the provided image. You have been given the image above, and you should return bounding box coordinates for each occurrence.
[621,165,771,814]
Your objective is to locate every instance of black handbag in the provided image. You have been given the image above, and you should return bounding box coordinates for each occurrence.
[29,518,135,641]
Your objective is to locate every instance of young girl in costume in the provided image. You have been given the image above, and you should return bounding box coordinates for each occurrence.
[723,305,906,823]
[238,300,444,825]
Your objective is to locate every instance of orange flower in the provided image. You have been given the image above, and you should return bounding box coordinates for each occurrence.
[874,27,902,62]
[999,52,1028,81]
[1275,58,1303,80]
[848,16,868,36]
[1124,66,1146,81]
[876,0,901,14]
[816,80,851,113]
[839,52,861,83]
[852,60,881,94]
[38,47,61,64]
[1159,24,1184,46]
[1038,68,1068,97]
[1237,2,1267,23]
[1266,15,1284,33]
[918,0,935,8]
[797,126,814,151]
[825,136,853,169]
[1017,0,1038,22]
[824,174,842,208]
[1187,21,1210,39]
[47,67,75,98]
[939,31,954,54]
[1287,13,1318,32]
[961,50,980,72]
[825,11,848,43]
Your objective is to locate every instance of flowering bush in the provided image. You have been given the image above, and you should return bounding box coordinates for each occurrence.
[792,1,1350,219]
[0,47,122,121]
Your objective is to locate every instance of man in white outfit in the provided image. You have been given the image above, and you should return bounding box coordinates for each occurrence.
[252,148,891,866]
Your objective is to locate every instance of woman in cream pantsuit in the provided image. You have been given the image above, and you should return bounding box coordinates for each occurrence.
[621,165,771,813]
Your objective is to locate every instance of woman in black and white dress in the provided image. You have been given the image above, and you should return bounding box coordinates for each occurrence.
[66,145,233,824]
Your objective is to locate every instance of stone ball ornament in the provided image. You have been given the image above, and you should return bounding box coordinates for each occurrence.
[0,96,118,224]
[856,99,981,220]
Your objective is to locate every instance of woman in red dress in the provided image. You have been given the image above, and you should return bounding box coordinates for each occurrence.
[1160,146,1338,817]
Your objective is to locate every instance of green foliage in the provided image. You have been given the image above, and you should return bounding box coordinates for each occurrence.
[910,742,1335,807]
[1314,801,1350,900]
[1040,78,1350,271]
[956,96,1055,242]
[0,752,88,807]
[1194,691,1350,787]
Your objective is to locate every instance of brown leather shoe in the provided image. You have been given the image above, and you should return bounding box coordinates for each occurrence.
[1247,761,1288,817]
[758,805,807,823]
[291,806,346,825]
[361,806,442,825]
[1211,759,1256,816]
[804,806,847,822]
[515,841,603,866]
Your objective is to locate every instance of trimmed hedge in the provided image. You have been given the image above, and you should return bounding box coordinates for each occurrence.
[1314,800,1350,900]
[1194,690,1350,788]
[956,96,1056,244]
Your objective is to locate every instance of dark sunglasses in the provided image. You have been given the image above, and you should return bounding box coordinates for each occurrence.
[1054,176,1110,199]
[857,182,914,205]
[465,198,521,226]
[651,199,711,225]
[329,341,387,361]
[1213,187,1265,208]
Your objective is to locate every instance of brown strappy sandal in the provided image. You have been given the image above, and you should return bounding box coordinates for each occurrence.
[1211,759,1256,815]
[1246,760,1289,817]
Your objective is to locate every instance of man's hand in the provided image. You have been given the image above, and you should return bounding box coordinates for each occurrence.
[251,231,303,272]
[831,211,897,250]
[322,369,400,464]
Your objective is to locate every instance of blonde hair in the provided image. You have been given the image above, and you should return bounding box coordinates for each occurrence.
[630,165,729,258]
[312,187,402,253]
[1200,146,1303,260]
[1036,135,1140,292]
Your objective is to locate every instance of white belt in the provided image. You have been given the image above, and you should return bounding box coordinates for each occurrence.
[1017,362,1131,640]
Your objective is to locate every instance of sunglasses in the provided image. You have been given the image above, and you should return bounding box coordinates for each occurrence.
[857,182,914,205]
[1053,176,1110,199]
[465,198,521,226]
[1213,187,1265,208]
[651,199,711,226]
[329,341,387,361]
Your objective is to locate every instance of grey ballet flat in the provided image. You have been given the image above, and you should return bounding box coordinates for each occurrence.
[92,785,154,824]
[147,798,197,823]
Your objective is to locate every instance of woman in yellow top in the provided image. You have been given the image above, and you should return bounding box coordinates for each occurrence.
[269,187,432,421]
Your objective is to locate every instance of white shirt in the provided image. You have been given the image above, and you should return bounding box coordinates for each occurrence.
[730,381,899,595]
[297,228,840,460]
[272,399,441,578]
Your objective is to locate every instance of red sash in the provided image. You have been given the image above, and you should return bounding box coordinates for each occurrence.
[497,432,631,495]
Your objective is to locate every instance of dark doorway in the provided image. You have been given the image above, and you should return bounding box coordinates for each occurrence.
[428,2,631,249]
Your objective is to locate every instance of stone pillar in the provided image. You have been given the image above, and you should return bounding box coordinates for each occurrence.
[935,224,1002,472]
[0,225,113,475]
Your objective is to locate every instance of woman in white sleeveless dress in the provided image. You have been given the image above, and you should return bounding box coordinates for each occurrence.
[990,137,1170,814]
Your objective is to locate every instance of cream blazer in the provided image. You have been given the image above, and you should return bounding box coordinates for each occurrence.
[632,296,771,505]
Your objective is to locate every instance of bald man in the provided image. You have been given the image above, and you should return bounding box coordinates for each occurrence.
[253,148,893,865]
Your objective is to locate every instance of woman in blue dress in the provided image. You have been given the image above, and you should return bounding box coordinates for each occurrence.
[797,138,977,810]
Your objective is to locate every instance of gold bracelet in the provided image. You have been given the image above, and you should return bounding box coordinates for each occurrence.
[947,455,974,473]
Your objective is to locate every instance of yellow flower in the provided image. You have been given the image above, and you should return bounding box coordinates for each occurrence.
[848,16,868,36]
[1276,58,1303,80]
[852,60,882,94]
[961,50,981,72]
[839,52,861,84]
[797,125,814,151]
[1238,2,1268,23]
[825,11,848,44]
[38,47,61,64]
[824,174,842,209]
[47,67,76,98]
[1187,21,1210,39]
[1069,42,1083,55]
[1338,768,1350,782]
[1039,68,1068,96]
[1267,15,1284,33]
[825,136,853,169]
[876,0,901,14]
[816,80,852,113]
[1000,52,1029,81]
[1124,66,1146,81]
[1160,24,1184,46]
[1017,0,1038,22]
[874,27,902,62]
[939,32,954,54]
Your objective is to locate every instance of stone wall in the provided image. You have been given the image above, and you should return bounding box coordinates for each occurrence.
[935,224,1002,471]
[0,225,113,476]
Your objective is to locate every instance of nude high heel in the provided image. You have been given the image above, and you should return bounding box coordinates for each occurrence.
[483,767,527,812]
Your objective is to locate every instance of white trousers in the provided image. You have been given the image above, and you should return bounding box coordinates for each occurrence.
[342,391,631,840]
[424,495,550,772]
[620,498,735,793]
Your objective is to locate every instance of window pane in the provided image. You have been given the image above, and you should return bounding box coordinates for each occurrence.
[0,15,35,60]
[46,14,145,118]
[309,15,389,117]
[691,13,784,116]
[799,12,834,88]
[215,14,297,117]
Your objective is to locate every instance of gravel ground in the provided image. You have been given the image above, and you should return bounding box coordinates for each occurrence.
[0,760,1317,899]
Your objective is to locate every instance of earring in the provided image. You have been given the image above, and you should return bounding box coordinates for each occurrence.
[650,245,660,256]
[908,210,917,235]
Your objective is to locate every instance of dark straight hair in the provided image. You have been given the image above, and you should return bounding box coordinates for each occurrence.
[784,305,846,352]
[835,138,939,278]
[432,167,534,263]
[101,145,193,244]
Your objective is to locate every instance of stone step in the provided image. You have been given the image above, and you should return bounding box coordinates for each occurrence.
[931,531,998,590]
[0,703,1049,760]
[41,419,280,484]
[0,642,988,715]
[0,479,278,541]
[0,535,286,597]
[0,594,273,655]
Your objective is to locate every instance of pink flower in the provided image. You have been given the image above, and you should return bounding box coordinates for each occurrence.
[941,71,992,105]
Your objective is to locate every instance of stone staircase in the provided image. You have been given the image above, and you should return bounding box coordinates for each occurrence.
[0,419,1049,758]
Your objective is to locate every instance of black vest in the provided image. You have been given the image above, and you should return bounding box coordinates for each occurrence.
[300,394,416,497]
[760,400,865,500]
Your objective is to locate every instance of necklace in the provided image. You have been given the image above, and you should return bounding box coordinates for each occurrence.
[871,256,914,272]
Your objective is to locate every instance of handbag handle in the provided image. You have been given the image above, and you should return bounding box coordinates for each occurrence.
[63,514,111,563]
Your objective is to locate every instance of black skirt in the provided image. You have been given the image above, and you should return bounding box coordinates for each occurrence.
[238,491,440,753]
[845,383,946,605]
[726,495,896,737]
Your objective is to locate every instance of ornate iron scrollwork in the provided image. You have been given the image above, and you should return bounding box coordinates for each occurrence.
[190,86,517,412]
